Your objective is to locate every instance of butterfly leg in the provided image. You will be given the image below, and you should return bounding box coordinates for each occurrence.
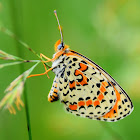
[40,53,51,61]
[27,67,53,78]
[28,53,53,79]
[40,53,51,78]
[41,51,64,63]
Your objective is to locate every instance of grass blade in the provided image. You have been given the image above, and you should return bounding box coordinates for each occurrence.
[0,62,40,113]
[0,60,40,69]
[0,49,23,60]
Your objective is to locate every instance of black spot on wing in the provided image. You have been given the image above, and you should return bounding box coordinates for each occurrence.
[67,71,70,76]
[95,105,101,109]
[63,90,69,96]
[101,99,106,103]
[72,63,76,66]
[93,97,97,100]
[79,106,86,110]
[60,71,64,78]
[85,97,90,100]
[96,83,101,88]
[109,99,113,103]
[64,83,69,89]
[61,100,69,105]
[66,57,70,60]
[87,105,93,108]
[81,60,87,64]
[69,66,72,69]
[64,78,68,82]
[78,98,84,101]
[68,60,72,64]
[89,112,94,114]
[59,87,63,91]
[70,87,76,92]
[59,80,62,84]
[70,102,77,105]
[100,79,104,82]
[97,91,100,95]
[91,72,96,75]
[73,58,78,61]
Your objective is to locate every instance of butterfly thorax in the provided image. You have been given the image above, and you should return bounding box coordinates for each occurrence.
[52,55,67,75]
[52,48,70,75]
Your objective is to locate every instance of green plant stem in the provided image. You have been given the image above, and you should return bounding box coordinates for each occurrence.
[23,90,32,140]
[8,1,32,140]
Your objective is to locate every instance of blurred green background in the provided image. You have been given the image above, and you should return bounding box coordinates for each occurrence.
[0,0,140,140]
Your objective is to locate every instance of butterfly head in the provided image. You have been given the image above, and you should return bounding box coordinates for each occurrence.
[54,39,69,52]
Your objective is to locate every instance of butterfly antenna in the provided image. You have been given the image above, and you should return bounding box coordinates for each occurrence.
[54,10,63,43]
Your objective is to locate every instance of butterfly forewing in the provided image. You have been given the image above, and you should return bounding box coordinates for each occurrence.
[49,49,133,122]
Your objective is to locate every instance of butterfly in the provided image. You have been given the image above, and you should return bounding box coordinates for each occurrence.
[28,10,134,122]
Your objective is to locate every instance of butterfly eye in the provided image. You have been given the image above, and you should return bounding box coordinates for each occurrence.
[57,43,64,50]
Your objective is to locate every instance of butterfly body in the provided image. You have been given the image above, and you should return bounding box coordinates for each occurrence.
[47,41,133,122]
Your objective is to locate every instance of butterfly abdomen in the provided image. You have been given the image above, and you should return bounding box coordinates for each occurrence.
[48,78,59,102]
